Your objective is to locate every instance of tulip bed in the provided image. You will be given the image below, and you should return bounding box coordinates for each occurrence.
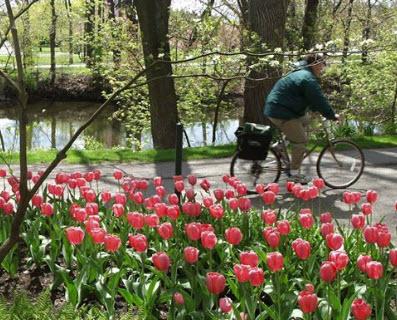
[0,167,397,320]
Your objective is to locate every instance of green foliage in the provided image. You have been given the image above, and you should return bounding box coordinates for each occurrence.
[0,290,140,320]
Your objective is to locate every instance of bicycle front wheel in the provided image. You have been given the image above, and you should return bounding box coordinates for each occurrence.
[230,149,281,191]
[317,139,365,189]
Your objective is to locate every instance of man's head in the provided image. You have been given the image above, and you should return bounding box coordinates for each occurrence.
[304,53,327,77]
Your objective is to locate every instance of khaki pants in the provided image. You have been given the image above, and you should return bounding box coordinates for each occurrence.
[269,116,310,171]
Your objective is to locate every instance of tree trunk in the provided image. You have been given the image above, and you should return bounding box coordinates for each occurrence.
[84,0,95,66]
[391,81,397,134]
[342,0,355,61]
[107,0,121,67]
[202,122,207,146]
[361,0,373,63]
[243,0,289,124]
[325,0,342,42]
[49,0,57,86]
[302,0,319,50]
[64,0,74,64]
[51,115,56,149]
[21,0,33,67]
[135,0,178,149]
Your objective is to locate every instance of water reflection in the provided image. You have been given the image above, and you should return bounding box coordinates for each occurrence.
[0,100,239,151]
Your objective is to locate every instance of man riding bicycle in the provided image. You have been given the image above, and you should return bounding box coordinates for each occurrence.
[264,53,339,184]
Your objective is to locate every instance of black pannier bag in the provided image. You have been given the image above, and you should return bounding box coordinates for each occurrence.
[234,123,273,160]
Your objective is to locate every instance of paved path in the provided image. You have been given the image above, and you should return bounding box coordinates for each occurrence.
[8,147,397,237]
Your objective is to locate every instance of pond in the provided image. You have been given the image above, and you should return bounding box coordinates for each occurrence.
[0,100,240,152]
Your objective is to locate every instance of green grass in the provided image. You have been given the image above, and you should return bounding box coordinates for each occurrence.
[1,135,396,165]
[0,144,237,165]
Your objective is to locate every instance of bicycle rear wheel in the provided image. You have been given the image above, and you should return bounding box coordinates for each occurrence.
[230,149,281,191]
[316,139,365,189]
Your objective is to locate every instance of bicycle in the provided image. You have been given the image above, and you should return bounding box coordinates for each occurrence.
[230,117,365,189]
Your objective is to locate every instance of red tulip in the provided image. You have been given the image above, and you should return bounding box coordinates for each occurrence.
[276,220,291,235]
[187,175,197,186]
[101,191,112,203]
[157,222,173,240]
[286,181,295,192]
[155,186,167,198]
[167,205,180,220]
[168,193,179,205]
[0,168,6,177]
[299,213,314,229]
[261,209,277,225]
[320,261,337,282]
[185,222,202,241]
[31,194,43,208]
[153,176,162,187]
[300,208,312,215]
[113,170,123,180]
[308,186,319,199]
[389,249,397,267]
[292,238,311,260]
[86,202,99,215]
[320,212,332,223]
[114,193,127,205]
[104,234,121,252]
[267,183,280,194]
[83,189,96,202]
[40,203,54,217]
[351,214,365,229]
[145,214,159,227]
[343,191,354,204]
[357,255,372,273]
[112,204,124,218]
[328,251,349,271]
[225,227,243,245]
[377,230,391,248]
[263,228,281,248]
[366,261,383,279]
[213,188,224,201]
[262,191,276,205]
[228,198,239,211]
[320,223,334,238]
[85,217,100,234]
[206,272,225,294]
[352,192,361,204]
[173,292,184,305]
[240,251,259,267]
[351,298,372,320]
[128,234,148,252]
[361,203,372,215]
[326,233,344,250]
[236,183,248,196]
[201,231,217,249]
[209,204,224,219]
[66,227,84,245]
[200,179,211,191]
[184,246,199,264]
[238,197,251,212]
[219,297,233,313]
[234,264,251,283]
[3,202,14,215]
[90,228,106,244]
[182,202,201,217]
[249,267,265,286]
[174,180,184,193]
[152,252,170,272]
[366,190,378,204]
[363,226,378,244]
[267,252,284,272]
[126,212,144,229]
[154,202,167,217]
[255,184,265,194]
[185,188,195,200]
[225,189,235,199]
[313,178,325,189]
[298,284,318,314]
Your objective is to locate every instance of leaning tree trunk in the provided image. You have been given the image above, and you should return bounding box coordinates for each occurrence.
[243,0,289,124]
[49,0,57,86]
[302,0,319,50]
[135,0,178,149]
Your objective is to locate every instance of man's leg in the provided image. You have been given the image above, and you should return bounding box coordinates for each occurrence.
[269,116,308,171]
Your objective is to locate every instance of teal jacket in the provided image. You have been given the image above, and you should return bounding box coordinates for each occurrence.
[264,68,336,120]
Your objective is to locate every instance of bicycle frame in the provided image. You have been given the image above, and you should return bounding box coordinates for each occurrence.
[271,117,340,172]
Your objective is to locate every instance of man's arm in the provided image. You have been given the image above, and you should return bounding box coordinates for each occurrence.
[303,77,337,120]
